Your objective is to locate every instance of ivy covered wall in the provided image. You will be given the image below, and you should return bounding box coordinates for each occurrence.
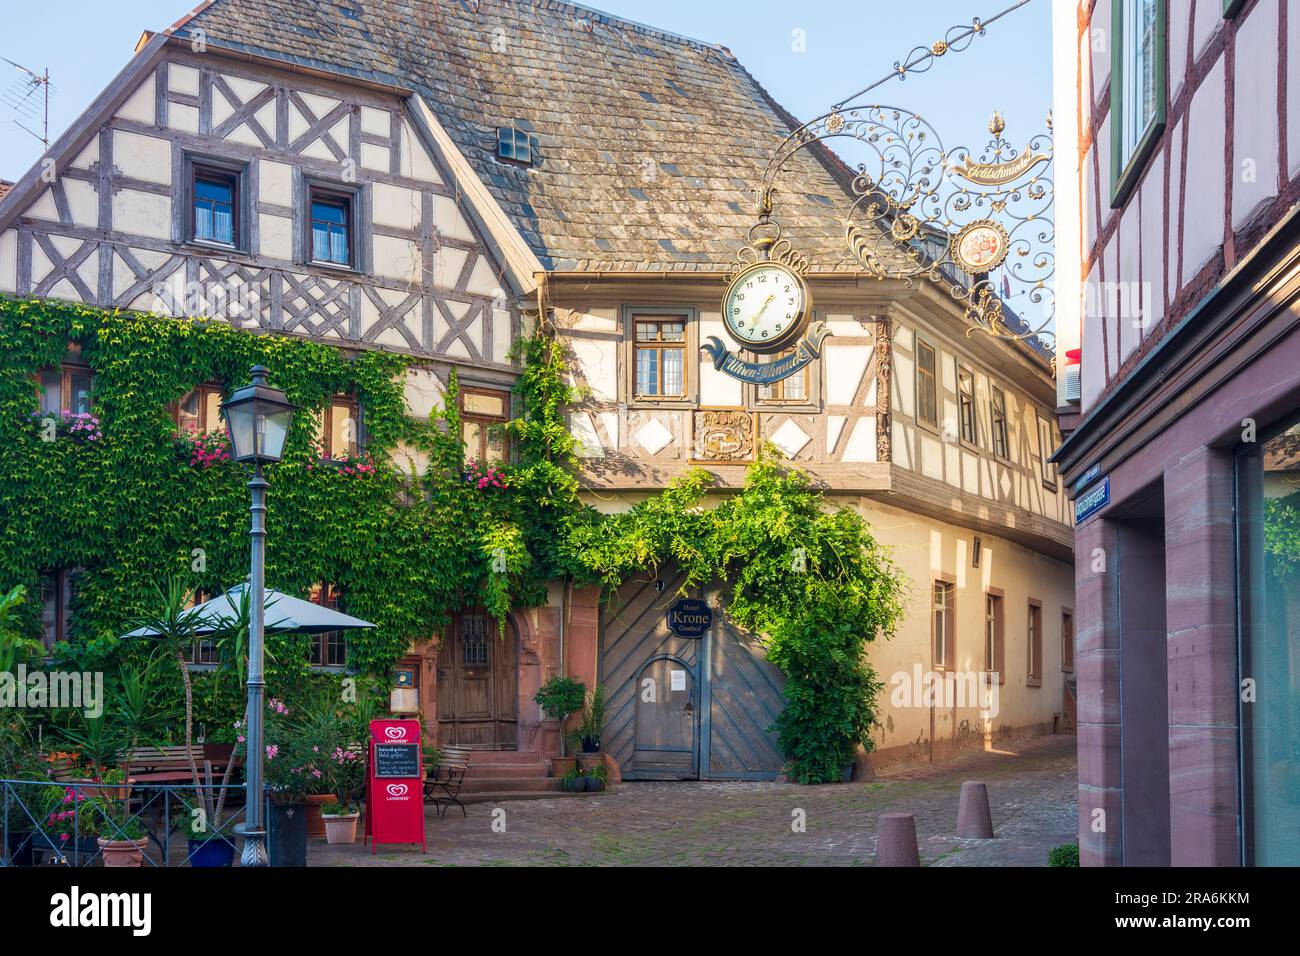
[0,297,543,678]
[1,296,909,781]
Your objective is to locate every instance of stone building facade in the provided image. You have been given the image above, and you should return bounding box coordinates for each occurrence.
[1052,0,1300,865]
[1,0,1074,778]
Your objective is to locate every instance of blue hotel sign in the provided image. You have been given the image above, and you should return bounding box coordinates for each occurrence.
[1075,476,1110,524]
[666,598,712,638]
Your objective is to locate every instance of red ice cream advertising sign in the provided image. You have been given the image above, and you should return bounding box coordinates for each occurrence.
[364,718,425,854]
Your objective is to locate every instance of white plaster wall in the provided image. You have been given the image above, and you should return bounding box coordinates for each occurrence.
[0,230,16,292]
[824,343,871,406]
[698,312,742,407]
[1290,1,1300,179]
[1192,0,1222,59]
[860,496,1073,753]
[1117,196,1141,364]
[115,74,154,124]
[1138,154,1166,328]
[1231,0,1280,230]
[1183,59,1226,284]
[113,189,171,241]
[113,130,172,185]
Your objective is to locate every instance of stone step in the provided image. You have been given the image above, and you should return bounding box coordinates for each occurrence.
[458,789,601,805]
[465,764,550,779]
[458,750,542,764]
[461,776,563,794]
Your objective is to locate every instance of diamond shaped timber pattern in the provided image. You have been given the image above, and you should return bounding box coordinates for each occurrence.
[280,272,353,338]
[361,285,423,350]
[31,234,97,302]
[210,74,276,147]
[111,247,185,309]
[194,257,274,329]
[434,298,483,360]
[286,91,351,161]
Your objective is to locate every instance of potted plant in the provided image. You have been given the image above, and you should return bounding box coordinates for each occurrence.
[558,765,585,793]
[264,700,312,867]
[124,579,248,855]
[570,684,607,755]
[297,691,347,837]
[95,773,150,868]
[320,743,365,845]
[320,798,360,845]
[534,675,586,777]
[585,761,608,793]
[39,782,105,865]
[180,797,236,868]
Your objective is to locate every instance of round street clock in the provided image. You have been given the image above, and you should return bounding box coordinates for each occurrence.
[722,261,811,354]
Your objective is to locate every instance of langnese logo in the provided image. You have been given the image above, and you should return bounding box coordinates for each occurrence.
[50,887,151,937]
[384,726,407,740]
[386,783,410,800]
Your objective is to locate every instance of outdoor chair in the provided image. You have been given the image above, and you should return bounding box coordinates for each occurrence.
[423,746,471,818]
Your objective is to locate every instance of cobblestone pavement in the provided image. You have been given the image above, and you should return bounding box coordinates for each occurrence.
[313,735,1077,867]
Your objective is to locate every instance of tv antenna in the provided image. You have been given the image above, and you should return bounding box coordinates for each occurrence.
[2,58,53,148]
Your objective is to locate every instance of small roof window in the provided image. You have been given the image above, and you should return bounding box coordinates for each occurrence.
[497,126,535,166]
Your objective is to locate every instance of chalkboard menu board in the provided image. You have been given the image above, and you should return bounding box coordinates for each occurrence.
[373,742,420,778]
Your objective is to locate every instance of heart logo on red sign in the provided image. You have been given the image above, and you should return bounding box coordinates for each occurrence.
[387,783,409,798]
[384,726,406,740]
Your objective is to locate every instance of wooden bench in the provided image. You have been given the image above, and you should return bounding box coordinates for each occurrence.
[122,746,221,785]
[422,746,470,818]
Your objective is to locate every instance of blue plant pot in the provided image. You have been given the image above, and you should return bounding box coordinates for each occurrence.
[188,838,235,868]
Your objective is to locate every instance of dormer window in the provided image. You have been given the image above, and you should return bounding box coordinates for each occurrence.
[497,126,534,166]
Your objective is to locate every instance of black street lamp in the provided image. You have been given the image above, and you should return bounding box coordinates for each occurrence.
[221,365,296,867]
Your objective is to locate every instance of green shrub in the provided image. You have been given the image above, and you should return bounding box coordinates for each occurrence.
[1048,842,1080,867]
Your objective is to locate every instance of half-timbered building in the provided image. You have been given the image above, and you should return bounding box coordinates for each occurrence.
[1052,0,1300,865]
[0,0,1073,782]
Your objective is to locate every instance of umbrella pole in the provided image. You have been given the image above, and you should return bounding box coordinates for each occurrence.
[238,469,270,867]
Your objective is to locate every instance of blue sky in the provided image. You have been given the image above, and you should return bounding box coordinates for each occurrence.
[0,0,1052,182]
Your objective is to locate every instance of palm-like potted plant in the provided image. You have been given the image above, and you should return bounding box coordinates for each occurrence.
[573,683,607,754]
[320,744,365,844]
[125,579,248,849]
[534,675,586,777]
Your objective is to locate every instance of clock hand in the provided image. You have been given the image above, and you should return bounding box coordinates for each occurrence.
[753,295,776,321]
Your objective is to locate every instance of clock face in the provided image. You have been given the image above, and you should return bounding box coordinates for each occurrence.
[722,262,809,353]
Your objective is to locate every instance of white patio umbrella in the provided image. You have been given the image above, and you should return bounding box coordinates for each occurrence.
[121,582,377,637]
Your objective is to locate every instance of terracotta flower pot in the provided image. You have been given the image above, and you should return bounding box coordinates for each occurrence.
[550,756,576,778]
[303,793,337,837]
[98,837,149,867]
[322,813,360,845]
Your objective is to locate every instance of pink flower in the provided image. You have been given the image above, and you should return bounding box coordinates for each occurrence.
[266,744,278,760]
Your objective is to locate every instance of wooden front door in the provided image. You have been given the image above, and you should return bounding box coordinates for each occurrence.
[436,611,517,750]
[632,657,698,778]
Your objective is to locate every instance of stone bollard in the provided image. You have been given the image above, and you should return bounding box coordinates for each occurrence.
[875,812,920,867]
[956,781,995,838]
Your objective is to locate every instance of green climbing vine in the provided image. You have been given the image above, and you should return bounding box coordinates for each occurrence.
[1,296,907,782]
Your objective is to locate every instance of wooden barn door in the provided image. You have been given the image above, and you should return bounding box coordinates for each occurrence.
[633,657,697,776]
[437,611,518,750]
[702,600,786,779]
[600,566,700,780]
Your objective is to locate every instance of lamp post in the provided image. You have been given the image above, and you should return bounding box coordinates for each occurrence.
[221,365,296,868]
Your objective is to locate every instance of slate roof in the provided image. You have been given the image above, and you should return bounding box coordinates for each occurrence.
[174,0,871,273]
